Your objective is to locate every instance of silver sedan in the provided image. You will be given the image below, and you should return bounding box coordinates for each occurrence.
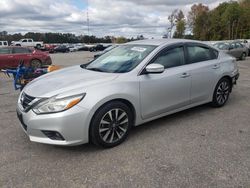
[214,41,248,60]
[17,39,239,148]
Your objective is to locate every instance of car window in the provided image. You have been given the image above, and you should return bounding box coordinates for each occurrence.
[13,48,30,54]
[0,48,11,54]
[230,43,236,49]
[187,45,216,64]
[22,40,27,42]
[28,39,32,42]
[0,42,2,45]
[152,46,185,69]
[214,43,229,50]
[3,42,7,45]
[85,45,156,73]
[236,43,243,48]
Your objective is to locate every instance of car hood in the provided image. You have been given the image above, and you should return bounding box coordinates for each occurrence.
[23,65,119,98]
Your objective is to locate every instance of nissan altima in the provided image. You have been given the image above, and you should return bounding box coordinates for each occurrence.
[16,39,239,148]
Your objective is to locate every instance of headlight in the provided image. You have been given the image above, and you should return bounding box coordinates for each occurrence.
[32,93,85,114]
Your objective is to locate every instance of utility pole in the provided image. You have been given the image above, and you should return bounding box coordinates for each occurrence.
[86,0,90,44]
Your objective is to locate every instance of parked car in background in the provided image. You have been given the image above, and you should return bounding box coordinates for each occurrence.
[78,45,89,51]
[89,44,107,52]
[213,41,248,60]
[239,40,250,56]
[0,41,8,47]
[68,45,78,52]
[54,45,69,53]
[17,39,239,148]
[0,46,52,69]
[11,38,44,49]
[42,44,57,53]
[94,45,118,59]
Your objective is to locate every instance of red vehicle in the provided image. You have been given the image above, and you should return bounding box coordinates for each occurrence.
[42,44,57,53]
[0,46,52,69]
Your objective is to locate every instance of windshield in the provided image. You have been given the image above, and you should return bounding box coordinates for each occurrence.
[84,45,156,73]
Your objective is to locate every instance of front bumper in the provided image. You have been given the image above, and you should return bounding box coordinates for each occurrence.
[44,57,52,65]
[16,104,91,146]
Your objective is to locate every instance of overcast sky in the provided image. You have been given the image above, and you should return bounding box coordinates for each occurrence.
[0,0,228,38]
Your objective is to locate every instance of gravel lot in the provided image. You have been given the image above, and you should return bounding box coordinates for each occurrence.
[0,52,250,188]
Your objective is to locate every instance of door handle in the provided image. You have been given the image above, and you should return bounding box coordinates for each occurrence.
[180,72,190,78]
[8,56,13,58]
[212,64,220,69]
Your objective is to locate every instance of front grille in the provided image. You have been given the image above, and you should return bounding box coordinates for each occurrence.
[21,93,36,110]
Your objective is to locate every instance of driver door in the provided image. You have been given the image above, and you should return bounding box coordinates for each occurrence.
[139,45,191,119]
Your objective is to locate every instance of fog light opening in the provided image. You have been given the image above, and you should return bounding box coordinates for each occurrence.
[42,130,65,141]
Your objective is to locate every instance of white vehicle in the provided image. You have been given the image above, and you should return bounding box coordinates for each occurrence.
[0,41,8,47]
[11,38,43,49]
[68,44,78,52]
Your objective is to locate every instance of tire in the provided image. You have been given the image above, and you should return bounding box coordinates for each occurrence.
[211,78,231,107]
[30,59,42,69]
[90,101,133,148]
[36,44,41,49]
[240,53,246,60]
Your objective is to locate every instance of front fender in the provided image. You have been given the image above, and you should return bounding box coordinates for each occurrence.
[77,81,141,126]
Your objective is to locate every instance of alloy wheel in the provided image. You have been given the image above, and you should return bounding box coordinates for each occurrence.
[216,81,230,105]
[99,108,129,144]
[31,60,41,68]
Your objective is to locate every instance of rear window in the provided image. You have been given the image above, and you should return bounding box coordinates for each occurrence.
[0,48,11,54]
[3,42,7,45]
[214,43,229,50]
[236,43,243,48]
[187,45,217,64]
[13,48,31,54]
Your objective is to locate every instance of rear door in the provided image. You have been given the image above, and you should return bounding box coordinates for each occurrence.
[27,39,33,47]
[229,43,240,58]
[185,43,220,104]
[235,42,245,57]
[21,39,28,47]
[0,47,13,69]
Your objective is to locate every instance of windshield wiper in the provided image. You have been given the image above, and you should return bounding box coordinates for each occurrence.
[86,67,105,72]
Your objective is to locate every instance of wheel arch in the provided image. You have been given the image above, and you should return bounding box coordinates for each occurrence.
[29,58,42,68]
[217,75,233,92]
[91,98,136,125]
[30,58,42,63]
[88,98,137,142]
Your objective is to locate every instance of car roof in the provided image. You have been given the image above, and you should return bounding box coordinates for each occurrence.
[6,46,31,49]
[126,39,205,46]
[0,46,34,51]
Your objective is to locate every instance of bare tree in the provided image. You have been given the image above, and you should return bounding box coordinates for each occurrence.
[168,9,178,38]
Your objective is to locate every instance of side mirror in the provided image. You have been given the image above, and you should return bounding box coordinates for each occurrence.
[145,64,164,74]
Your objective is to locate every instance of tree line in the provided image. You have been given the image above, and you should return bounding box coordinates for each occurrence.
[0,31,145,44]
[168,0,250,40]
[0,32,114,44]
